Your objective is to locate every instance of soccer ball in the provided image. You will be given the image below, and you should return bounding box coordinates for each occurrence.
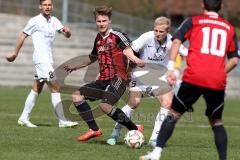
[124,130,144,149]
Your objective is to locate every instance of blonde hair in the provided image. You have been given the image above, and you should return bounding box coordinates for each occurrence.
[154,16,171,31]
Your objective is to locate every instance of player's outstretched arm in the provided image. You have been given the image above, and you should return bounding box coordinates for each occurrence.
[60,26,71,38]
[123,47,145,67]
[6,32,28,62]
[64,54,97,73]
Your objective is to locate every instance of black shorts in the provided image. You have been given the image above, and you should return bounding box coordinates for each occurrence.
[172,81,225,119]
[79,77,127,105]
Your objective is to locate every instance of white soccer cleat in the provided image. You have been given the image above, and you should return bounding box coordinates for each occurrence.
[18,119,38,128]
[106,136,118,145]
[58,121,78,128]
[139,152,160,160]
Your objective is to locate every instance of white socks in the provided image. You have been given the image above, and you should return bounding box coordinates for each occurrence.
[151,147,163,159]
[19,91,69,123]
[111,104,134,137]
[149,107,169,140]
[19,90,38,120]
[122,104,134,118]
[51,92,68,122]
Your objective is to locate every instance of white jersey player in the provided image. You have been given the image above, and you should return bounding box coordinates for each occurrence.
[106,16,188,146]
[6,0,77,128]
[130,31,187,93]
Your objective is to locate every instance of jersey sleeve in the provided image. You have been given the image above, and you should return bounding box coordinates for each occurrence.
[53,17,64,32]
[115,31,131,50]
[131,32,148,52]
[227,32,239,59]
[23,18,36,36]
[172,18,193,43]
[89,36,98,61]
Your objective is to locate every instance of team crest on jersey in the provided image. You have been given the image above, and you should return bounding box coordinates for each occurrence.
[98,46,105,52]
[106,38,112,44]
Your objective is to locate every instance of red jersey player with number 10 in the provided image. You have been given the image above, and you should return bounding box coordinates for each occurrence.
[140,0,239,160]
[177,10,238,90]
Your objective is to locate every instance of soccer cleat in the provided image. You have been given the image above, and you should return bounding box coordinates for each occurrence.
[139,152,160,160]
[18,119,38,128]
[136,124,144,132]
[106,136,118,145]
[77,129,102,141]
[58,121,78,128]
[148,139,157,147]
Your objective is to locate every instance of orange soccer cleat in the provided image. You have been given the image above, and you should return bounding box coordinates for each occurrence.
[77,129,102,141]
[136,124,144,132]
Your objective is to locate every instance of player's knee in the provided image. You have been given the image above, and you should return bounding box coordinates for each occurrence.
[32,88,42,94]
[50,87,60,93]
[33,82,44,94]
[72,91,84,102]
[161,98,172,108]
[128,98,141,107]
[209,118,223,127]
[99,103,112,114]
[47,81,60,92]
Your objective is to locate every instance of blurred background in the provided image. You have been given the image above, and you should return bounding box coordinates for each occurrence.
[0,0,239,98]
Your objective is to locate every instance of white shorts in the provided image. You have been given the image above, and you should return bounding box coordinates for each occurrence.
[34,63,56,82]
[129,70,181,96]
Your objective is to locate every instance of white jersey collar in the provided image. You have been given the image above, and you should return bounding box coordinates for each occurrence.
[204,11,219,18]
[100,28,113,38]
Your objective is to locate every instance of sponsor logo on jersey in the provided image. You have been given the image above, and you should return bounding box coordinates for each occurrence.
[147,45,153,48]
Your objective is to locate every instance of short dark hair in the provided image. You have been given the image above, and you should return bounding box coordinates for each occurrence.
[39,0,48,5]
[203,0,222,12]
[93,6,112,19]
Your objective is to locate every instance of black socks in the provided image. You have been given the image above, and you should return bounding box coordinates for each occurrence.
[156,114,178,148]
[212,125,228,160]
[74,101,99,131]
[108,107,138,130]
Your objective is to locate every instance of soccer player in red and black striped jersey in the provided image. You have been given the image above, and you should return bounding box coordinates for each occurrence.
[64,6,144,141]
[140,0,239,160]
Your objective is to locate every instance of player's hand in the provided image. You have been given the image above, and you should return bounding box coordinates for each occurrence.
[6,53,17,62]
[64,65,76,73]
[167,70,177,85]
[135,59,145,68]
[62,26,71,38]
[62,26,70,33]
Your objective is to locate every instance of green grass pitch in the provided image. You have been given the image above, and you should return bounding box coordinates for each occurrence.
[0,87,239,160]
